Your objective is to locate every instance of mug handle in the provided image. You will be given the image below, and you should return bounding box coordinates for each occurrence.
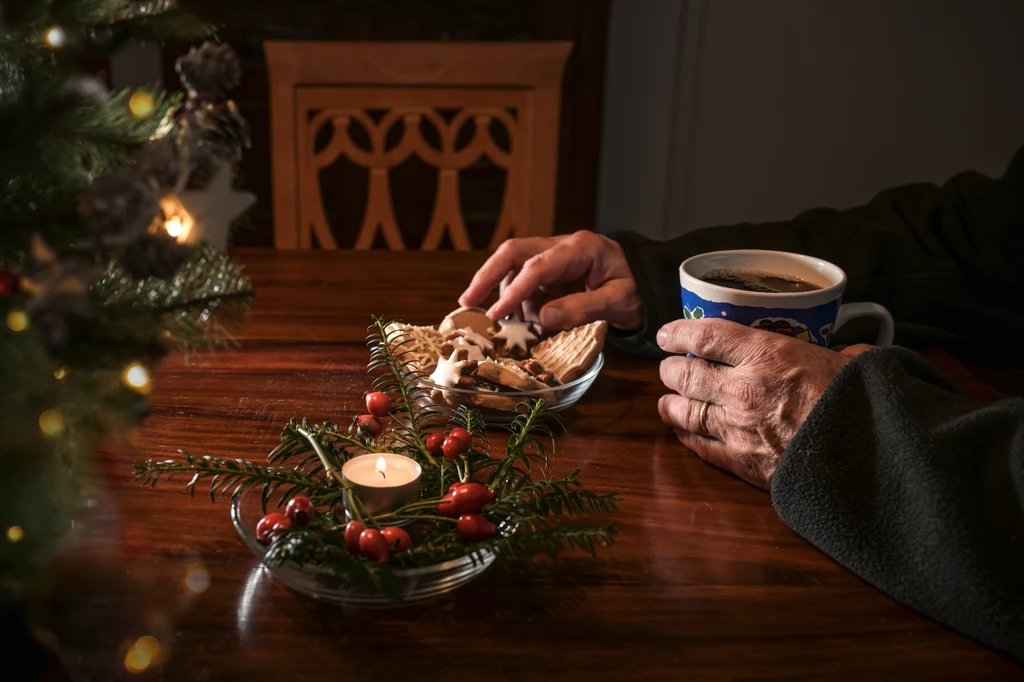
[834,302,894,347]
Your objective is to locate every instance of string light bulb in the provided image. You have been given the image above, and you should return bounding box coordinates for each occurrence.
[164,216,184,238]
[54,366,69,380]
[39,410,65,437]
[44,26,67,48]
[6,526,24,543]
[158,196,194,243]
[6,310,29,332]
[128,90,155,119]
[122,362,152,395]
[124,635,161,673]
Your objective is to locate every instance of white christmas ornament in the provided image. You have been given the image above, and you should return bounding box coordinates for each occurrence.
[176,162,255,251]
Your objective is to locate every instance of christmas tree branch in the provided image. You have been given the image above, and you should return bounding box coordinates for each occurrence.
[93,243,253,355]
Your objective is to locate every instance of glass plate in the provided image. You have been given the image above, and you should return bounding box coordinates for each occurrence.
[413,353,604,423]
[231,486,496,608]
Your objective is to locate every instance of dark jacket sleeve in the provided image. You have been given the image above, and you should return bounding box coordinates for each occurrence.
[608,145,1024,363]
[772,347,1024,662]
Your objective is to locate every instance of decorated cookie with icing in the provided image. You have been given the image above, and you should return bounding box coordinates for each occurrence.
[428,348,480,407]
[492,317,538,360]
[428,348,478,389]
[476,358,550,392]
[440,338,486,364]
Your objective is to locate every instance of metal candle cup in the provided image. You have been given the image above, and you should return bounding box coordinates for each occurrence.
[341,453,422,516]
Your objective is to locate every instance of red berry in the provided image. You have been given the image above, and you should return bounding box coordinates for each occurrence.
[425,433,445,455]
[285,495,315,526]
[457,514,496,542]
[447,482,466,495]
[365,392,391,418]
[448,427,472,449]
[345,520,365,553]
[449,483,495,515]
[438,493,459,518]
[381,526,412,552]
[442,435,468,459]
[256,513,290,543]
[356,414,382,437]
[359,528,390,562]
[0,271,18,297]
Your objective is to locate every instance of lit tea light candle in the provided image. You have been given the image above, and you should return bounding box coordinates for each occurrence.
[341,453,421,516]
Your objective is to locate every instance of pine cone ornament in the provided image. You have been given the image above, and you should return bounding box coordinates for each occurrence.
[77,171,159,248]
[120,233,192,280]
[133,140,184,194]
[195,100,251,163]
[185,142,221,190]
[175,42,242,103]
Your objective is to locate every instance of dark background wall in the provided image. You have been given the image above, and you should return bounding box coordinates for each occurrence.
[598,0,1024,240]
[152,0,611,248]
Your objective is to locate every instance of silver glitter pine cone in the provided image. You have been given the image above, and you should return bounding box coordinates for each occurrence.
[77,171,159,248]
[195,100,251,162]
[175,42,242,103]
[133,140,184,194]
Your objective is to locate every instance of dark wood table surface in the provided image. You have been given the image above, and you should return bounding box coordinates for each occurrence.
[42,249,1024,681]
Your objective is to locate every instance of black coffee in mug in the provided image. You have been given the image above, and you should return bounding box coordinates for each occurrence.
[700,268,822,294]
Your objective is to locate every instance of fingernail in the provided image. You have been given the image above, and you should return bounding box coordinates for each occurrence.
[540,306,564,328]
[657,327,669,348]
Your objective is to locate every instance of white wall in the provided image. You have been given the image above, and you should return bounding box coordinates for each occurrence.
[598,0,1024,239]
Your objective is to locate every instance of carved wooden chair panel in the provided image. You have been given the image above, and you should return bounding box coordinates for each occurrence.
[265,42,572,250]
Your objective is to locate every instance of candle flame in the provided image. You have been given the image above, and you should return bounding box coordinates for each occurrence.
[376,456,387,480]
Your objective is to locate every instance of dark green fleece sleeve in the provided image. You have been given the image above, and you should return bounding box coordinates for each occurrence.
[772,347,1024,662]
[608,145,1024,363]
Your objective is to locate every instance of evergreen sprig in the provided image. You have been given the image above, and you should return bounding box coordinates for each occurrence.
[134,451,336,507]
[366,316,447,464]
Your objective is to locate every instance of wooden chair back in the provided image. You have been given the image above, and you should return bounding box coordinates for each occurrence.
[264,41,572,250]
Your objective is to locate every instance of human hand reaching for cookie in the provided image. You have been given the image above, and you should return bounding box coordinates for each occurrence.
[657,317,873,490]
[459,231,643,332]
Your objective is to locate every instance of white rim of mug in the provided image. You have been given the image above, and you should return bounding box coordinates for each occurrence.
[679,249,847,309]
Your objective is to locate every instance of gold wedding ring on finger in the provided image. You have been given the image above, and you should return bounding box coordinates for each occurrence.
[698,400,712,436]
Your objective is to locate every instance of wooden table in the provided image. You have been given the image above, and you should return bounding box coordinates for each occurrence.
[41,250,1023,681]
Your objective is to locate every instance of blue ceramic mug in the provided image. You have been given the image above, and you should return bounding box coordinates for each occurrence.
[679,250,893,348]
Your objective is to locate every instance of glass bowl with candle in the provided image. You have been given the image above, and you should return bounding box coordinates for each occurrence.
[231,485,499,608]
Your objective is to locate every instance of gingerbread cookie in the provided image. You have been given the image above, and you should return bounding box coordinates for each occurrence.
[491,317,537,360]
[466,391,524,413]
[519,357,560,387]
[438,306,494,337]
[428,348,479,406]
[475,358,550,392]
[531,320,608,383]
[440,328,494,364]
[385,321,444,374]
